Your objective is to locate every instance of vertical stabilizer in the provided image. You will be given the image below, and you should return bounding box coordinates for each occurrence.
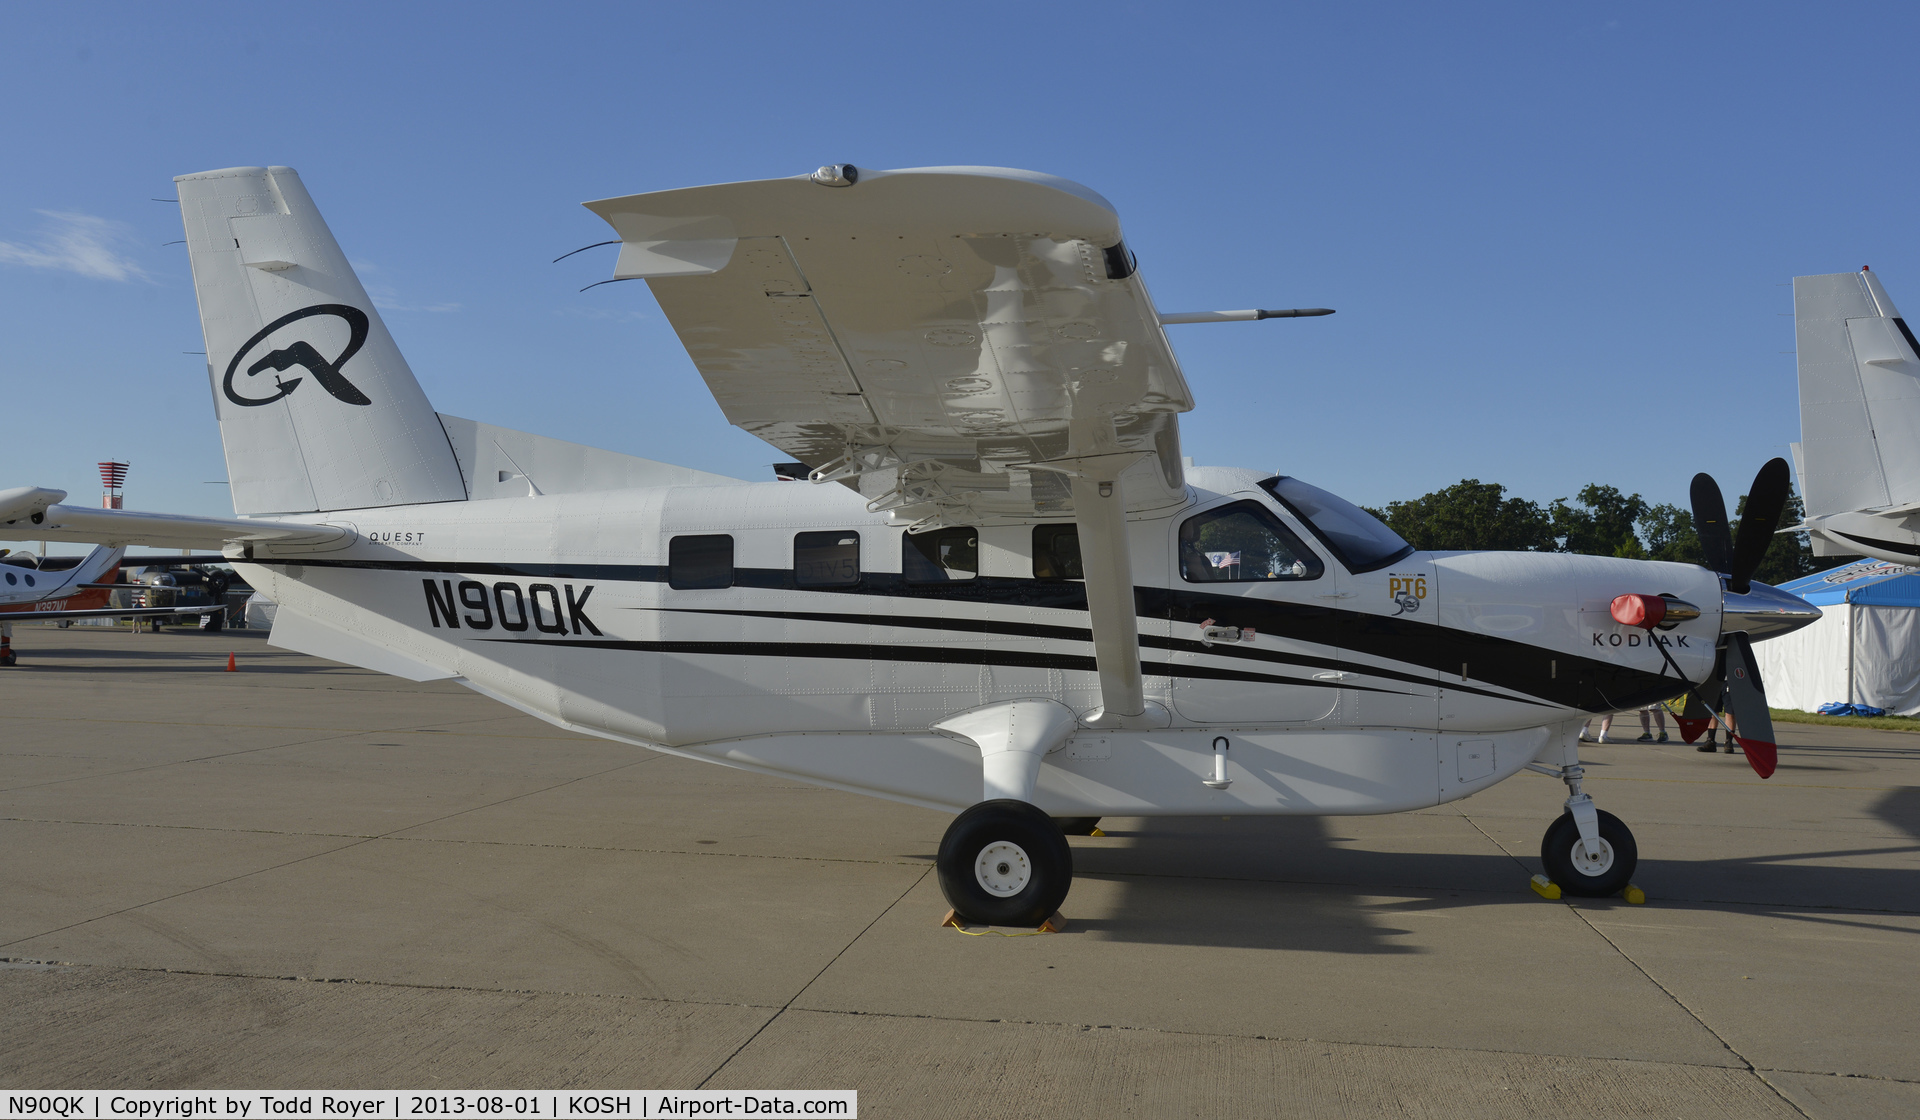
[177,166,467,515]
[1793,270,1920,517]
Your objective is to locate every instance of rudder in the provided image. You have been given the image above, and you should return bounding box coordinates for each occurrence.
[177,166,467,515]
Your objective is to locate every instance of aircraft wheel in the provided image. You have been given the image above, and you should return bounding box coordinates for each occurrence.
[937,799,1072,926]
[0,650,16,667]
[1540,810,1637,897]
[1052,816,1102,836]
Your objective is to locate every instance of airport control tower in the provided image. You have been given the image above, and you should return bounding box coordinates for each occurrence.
[99,460,127,509]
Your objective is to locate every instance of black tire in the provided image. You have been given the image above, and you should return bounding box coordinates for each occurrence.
[938,799,1073,926]
[0,650,15,667]
[1052,816,1102,836]
[1540,810,1637,897]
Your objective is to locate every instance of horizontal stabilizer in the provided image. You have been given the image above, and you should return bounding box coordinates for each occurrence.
[1,495,349,551]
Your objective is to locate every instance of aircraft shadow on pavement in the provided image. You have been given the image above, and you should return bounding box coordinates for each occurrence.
[1059,805,1920,951]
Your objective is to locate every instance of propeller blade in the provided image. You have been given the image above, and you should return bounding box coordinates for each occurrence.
[1721,632,1777,779]
[1675,648,1727,743]
[1690,473,1734,576]
[1726,457,1792,594]
[1675,692,1713,744]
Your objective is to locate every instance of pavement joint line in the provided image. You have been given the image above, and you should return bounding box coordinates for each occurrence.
[1558,884,1812,1117]
[8,814,1914,915]
[0,714,596,741]
[0,727,422,795]
[695,864,934,1089]
[1456,799,1838,1117]
[1447,802,1812,1111]
[0,815,935,868]
[0,755,661,952]
[5,954,1915,1085]
[0,723,652,796]
[1593,775,1913,792]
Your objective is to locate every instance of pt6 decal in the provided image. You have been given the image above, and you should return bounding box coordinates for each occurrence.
[1387,573,1428,616]
[423,579,601,636]
[224,304,373,407]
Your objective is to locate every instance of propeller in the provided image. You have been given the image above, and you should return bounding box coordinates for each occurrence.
[1660,457,1794,777]
[1689,457,1792,595]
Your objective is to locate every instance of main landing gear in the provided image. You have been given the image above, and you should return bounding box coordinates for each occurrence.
[1528,748,1639,897]
[936,800,1074,926]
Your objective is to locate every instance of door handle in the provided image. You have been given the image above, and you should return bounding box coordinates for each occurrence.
[1313,671,1353,681]
[1197,618,1255,647]
[1313,592,1357,600]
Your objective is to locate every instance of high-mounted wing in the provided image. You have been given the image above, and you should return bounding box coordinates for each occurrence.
[585,166,1195,531]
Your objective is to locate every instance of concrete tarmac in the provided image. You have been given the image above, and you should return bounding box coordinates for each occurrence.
[1,626,1915,1118]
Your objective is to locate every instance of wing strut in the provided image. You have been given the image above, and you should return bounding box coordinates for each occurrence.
[1029,453,1164,729]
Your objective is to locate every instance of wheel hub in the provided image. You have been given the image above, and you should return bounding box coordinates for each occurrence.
[974,840,1032,896]
[1570,837,1615,877]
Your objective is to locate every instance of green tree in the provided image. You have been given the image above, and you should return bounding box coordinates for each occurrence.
[1639,503,1703,565]
[1364,479,1554,551]
[1735,486,1848,584]
[1551,485,1650,557]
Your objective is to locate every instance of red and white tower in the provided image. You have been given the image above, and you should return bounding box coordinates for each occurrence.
[99,461,128,510]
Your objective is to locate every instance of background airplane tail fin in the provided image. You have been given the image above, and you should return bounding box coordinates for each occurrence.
[177,166,467,515]
[1793,269,1920,531]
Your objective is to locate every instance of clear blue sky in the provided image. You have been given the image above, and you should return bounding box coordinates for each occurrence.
[4,3,1915,542]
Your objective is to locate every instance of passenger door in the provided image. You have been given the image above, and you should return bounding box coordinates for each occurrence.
[1166,495,1346,724]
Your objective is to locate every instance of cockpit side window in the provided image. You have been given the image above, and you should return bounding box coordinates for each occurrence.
[1179,500,1324,583]
[1260,476,1415,574]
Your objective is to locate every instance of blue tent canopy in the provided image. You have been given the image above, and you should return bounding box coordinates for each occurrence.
[1780,559,1920,608]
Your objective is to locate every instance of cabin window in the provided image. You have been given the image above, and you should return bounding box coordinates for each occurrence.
[795,531,861,587]
[668,534,734,590]
[903,528,978,583]
[1179,500,1324,583]
[1032,523,1083,580]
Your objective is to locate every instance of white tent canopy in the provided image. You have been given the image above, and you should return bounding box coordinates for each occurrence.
[1757,560,1920,715]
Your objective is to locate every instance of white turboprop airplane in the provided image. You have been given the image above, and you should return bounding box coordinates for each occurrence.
[0,164,1821,924]
[1790,268,1920,565]
[0,545,224,665]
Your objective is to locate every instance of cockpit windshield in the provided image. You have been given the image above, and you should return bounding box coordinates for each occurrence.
[1259,476,1415,574]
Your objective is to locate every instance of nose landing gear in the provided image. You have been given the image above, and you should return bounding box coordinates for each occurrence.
[1528,748,1639,897]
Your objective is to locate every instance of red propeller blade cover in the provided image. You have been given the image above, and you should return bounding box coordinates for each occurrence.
[1675,716,1711,744]
[1610,593,1667,630]
[1739,737,1777,779]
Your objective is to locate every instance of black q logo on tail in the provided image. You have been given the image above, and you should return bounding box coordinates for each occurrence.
[223,304,373,407]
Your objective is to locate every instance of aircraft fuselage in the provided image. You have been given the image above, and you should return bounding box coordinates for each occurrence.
[235,466,1725,816]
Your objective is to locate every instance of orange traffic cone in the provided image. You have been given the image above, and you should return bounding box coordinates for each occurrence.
[226,652,237,672]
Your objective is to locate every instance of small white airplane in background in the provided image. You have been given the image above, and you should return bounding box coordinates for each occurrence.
[0,545,223,665]
[1790,268,1920,565]
[0,163,1820,924]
